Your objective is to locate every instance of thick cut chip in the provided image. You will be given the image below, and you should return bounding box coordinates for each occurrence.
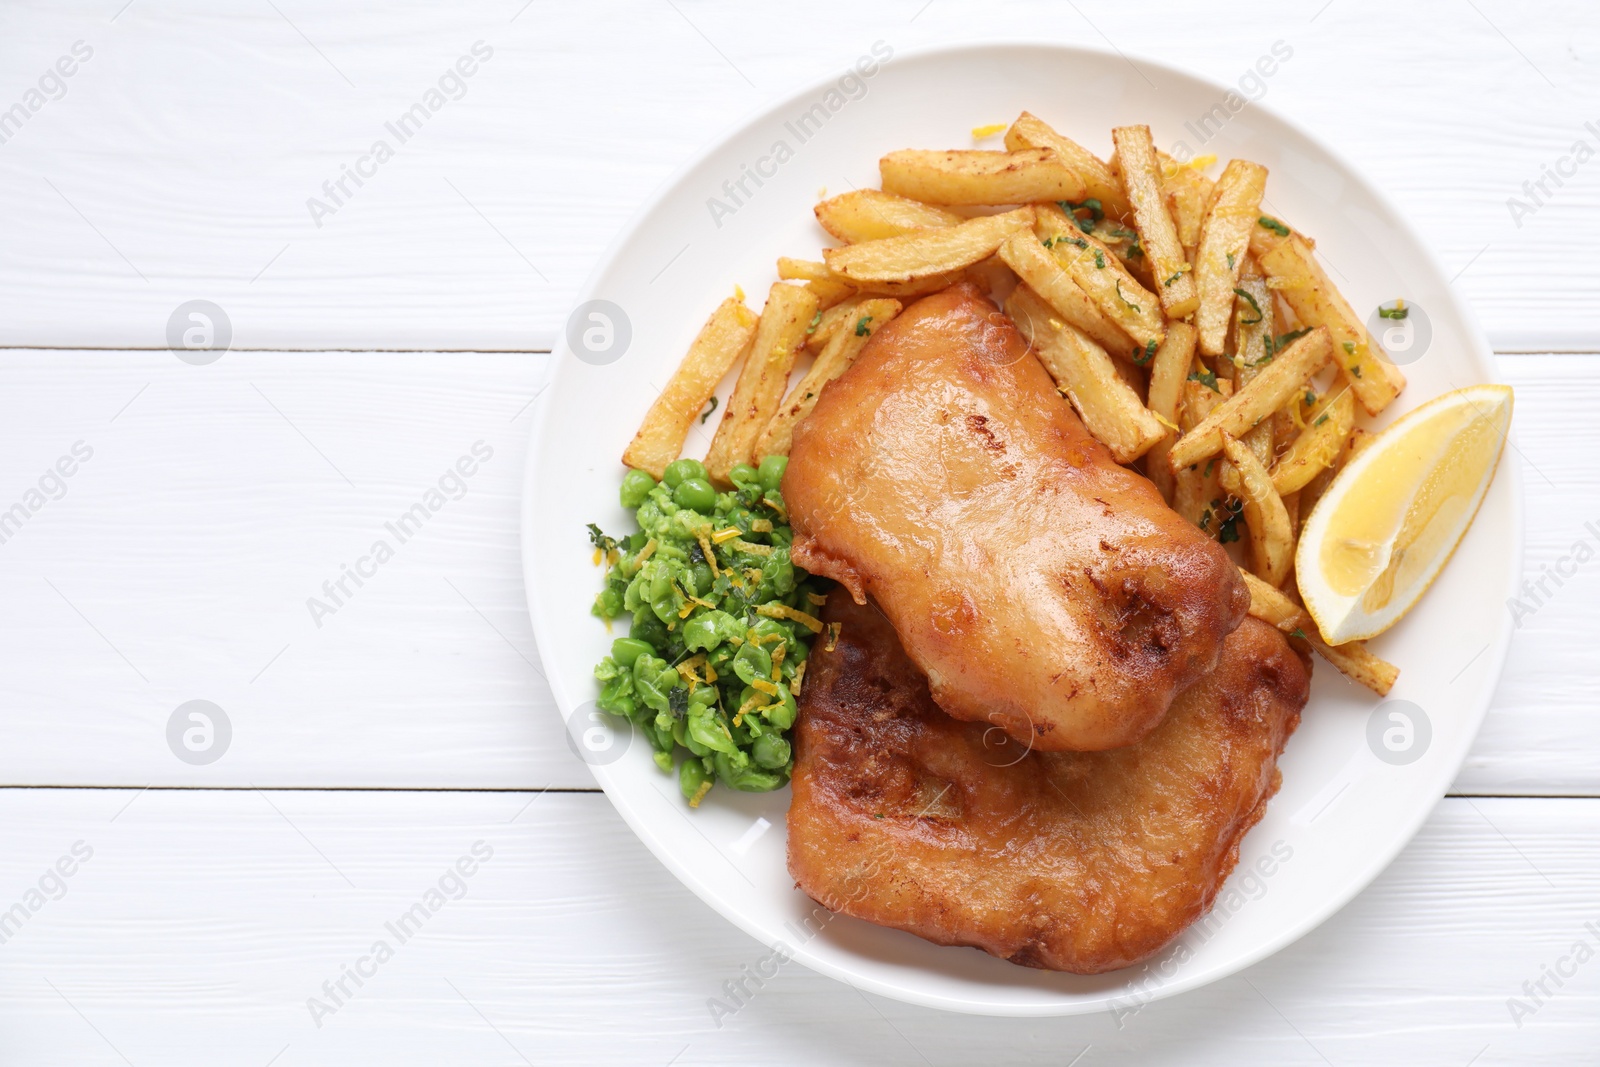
[1004,111,1133,219]
[621,296,757,479]
[1005,285,1165,463]
[879,149,1087,205]
[1194,160,1269,356]
[1112,126,1198,319]
[814,190,964,243]
[704,282,819,483]
[824,208,1033,287]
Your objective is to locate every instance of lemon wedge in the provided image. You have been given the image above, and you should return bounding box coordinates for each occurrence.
[1296,384,1513,644]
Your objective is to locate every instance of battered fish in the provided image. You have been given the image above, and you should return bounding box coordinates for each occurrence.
[784,283,1249,751]
[787,597,1307,974]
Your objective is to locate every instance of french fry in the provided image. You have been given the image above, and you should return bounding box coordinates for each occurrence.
[776,260,858,308]
[1035,204,1165,351]
[1168,326,1333,471]
[824,207,1034,288]
[806,296,864,353]
[813,189,964,244]
[1220,433,1293,587]
[804,276,857,309]
[621,296,758,479]
[777,257,833,283]
[879,149,1087,205]
[1004,111,1132,219]
[1299,424,1370,518]
[1006,285,1166,464]
[1230,269,1275,468]
[1172,375,1231,530]
[1257,232,1406,415]
[756,298,900,458]
[963,254,1018,300]
[1194,160,1269,357]
[996,230,1134,356]
[1241,570,1399,696]
[704,282,819,484]
[1272,387,1356,495]
[1143,321,1195,503]
[1112,125,1198,319]
[1157,151,1216,262]
[1248,213,1293,263]
[1146,320,1196,424]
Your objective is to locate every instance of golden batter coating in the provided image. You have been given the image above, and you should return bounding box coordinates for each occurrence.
[786,597,1308,974]
[784,283,1249,751]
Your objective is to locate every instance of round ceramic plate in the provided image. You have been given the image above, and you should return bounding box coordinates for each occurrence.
[522,41,1521,1016]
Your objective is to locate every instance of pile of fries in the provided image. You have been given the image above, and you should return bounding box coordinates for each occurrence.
[620,111,1406,696]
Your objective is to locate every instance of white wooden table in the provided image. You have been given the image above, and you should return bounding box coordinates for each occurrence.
[1,2,1597,1062]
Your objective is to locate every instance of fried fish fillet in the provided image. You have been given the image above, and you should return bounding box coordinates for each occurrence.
[787,597,1307,974]
[784,283,1249,751]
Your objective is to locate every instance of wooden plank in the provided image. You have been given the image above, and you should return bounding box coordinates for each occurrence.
[0,349,570,788]
[0,351,1592,793]
[0,789,1593,1062]
[0,0,1594,351]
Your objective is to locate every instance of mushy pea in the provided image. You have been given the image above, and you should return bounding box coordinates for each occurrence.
[589,455,829,807]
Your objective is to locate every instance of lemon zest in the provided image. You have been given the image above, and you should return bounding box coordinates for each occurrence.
[756,603,824,633]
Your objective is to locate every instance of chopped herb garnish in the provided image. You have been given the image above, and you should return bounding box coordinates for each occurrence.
[806,310,822,335]
[855,315,873,336]
[1216,500,1243,544]
[586,523,618,554]
[1258,216,1291,237]
[1115,278,1140,312]
[1261,327,1312,363]
[1342,340,1357,355]
[1290,627,1308,641]
[1135,338,1158,365]
[1059,197,1104,232]
[1233,287,1264,326]
[1227,252,1236,270]
[1203,459,1215,478]
[1163,271,1183,286]
[700,396,719,424]
[1198,506,1213,532]
[1188,367,1219,392]
[1351,365,1363,377]
[1314,412,1330,427]
[1303,388,1316,407]
[1094,249,1106,269]
[1378,303,1409,320]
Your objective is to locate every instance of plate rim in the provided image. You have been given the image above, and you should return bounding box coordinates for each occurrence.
[520,37,1524,1016]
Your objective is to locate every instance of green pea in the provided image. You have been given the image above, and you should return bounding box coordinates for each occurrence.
[591,587,623,619]
[727,462,760,488]
[610,637,653,667]
[663,458,706,489]
[678,757,711,801]
[673,477,717,513]
[762,686,797,730]
[751,733,791,769]
[757,455,788,493]
[620,469,657,509]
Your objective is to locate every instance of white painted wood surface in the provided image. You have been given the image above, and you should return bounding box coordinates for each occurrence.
[0,0,1597,352]
[1,0,1597,1059]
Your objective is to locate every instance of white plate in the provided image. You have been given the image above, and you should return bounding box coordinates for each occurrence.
[522,41,1521,1016]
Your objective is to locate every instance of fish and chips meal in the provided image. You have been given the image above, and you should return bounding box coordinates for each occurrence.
[587,111,1512,973]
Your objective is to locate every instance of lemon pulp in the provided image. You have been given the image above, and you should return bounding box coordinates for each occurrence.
[1319,400,1504,604]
